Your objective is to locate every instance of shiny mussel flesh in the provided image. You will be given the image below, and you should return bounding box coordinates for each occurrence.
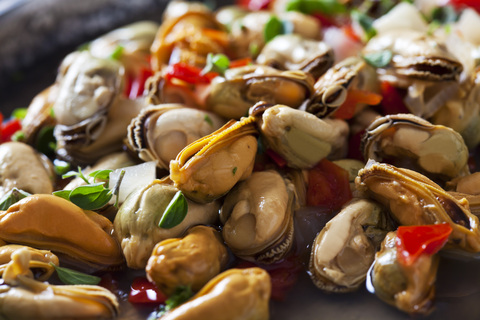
[221,170,296,264]
[126,103,225,170]
[206,65,314,119]
[355,161,480,253]
[170,116,258,203]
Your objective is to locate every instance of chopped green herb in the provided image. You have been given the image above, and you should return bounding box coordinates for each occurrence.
[52,190,72,201]
[49,107,55,118]
[50,263,101,285]
[427,21,441,36]
[285,0,347,15]
[63,167,90,184]
[54,159,71,175]
[351,9,377,41]
[363,50,393,68]
[77,42,91,51]
[150,286,193,318]
[12,108,28,120]
[204,114,214,126]
[35,126,56,157]
[110,45,124,60]
[158,191,188,229]
[68,183,113,211]
[232,167,238,175]
[12,130,25,141]
[0,188,31,210]
[264,15,285,43]
[201,53,230,76]
[89,169,113,182]
[431,5,458,24]
[249,43,260,56]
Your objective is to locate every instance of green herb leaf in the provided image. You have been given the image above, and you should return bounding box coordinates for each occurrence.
[264,15,284,43]
[351,9,377,41]
[89,169,113,182]
[50,263,101,285]
[148,286,193,318]
[286,0,347,15]
[52,190,72,201]
[12,130,25,141]
[232,167,238,175]
[249,43,260,56]
[204,115,214,126]
[35,126,56,157]
[54,159,71,175]
[158,191,188,229]
[110,45,124,60]
[0,188,31,210]
[62,167,90,184]
[201,53,230,76]
[69,183,113,211]
[431,5,458,24]
[363,50,393,68]
[12,108,28,120]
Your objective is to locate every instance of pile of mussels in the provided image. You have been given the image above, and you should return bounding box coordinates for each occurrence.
[2,0,480,319]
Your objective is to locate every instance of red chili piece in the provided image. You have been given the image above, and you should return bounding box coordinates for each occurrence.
[128,277,167,305]
[164,63,217,85]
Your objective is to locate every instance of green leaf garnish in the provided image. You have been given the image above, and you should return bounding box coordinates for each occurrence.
[110,45,124,60]
[0,188,31,210]
[11,130,25,141]
[431,5,458,25]
[158,191,188,229]
[63,166,90,184]
[232,167,238,175]
[204,115,213,126]
[35,126,56,157]
[351,9,377,41]
[249,43,260,56]
[12,108,28,120]
[201,53,230,76]
[150,286,193,318]
[50,263,101,285]
[52,190,72,200]
[363,50,393,68]
[89,169,113,182]
[264,15,285,43]
[53,159,71,175]
[285,0,347,15]
[69,183,113,211]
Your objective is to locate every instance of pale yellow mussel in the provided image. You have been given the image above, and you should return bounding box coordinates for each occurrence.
[0,194,124,272]
[0,248,119,320]
[355,161,480,253]
[0,245,59,281]
[306,56,379,118]
[159,267,271,320]
[309,199,391,293]
[220,170,296,264]
[113,178,220,269]
[126,103,225,170]
[146,225,228,295]
[170,116,258,203]
[251,103,349,169]
[206,65,314,119]
[256,34,334,79]
[362,113,470,183]
[369,231,438,315]
[0,142,55,198]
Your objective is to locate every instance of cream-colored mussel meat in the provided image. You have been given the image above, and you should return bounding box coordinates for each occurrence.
[113,178,219,269]
[146,225,228,295]
[309,199,390,293]
[221,170,296,264]
[126,103,225,170]
[160,268,271,320]
[0,248,118,320]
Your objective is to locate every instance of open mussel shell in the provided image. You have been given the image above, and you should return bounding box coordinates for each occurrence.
[355,160,480,253]
[256,34,334,79]
[309,199,391,293]
[160,267,271,320]
[362,113,470,183]
[146,225,228,296]
[252,103,349,169]
[126,103,225,169]
[0,142,55,198]
[113,178,220,269]
[0,194,124,272]
[170,116,258,204]
[220,170,296,264]
[0,248,119,320]
[369,231,438,315]
[206,65,314,119]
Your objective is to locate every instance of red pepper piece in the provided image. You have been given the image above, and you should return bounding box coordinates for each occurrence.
[379,81,410,115]
[129,68,153,99]
[164,63,217,85]
[128,277,167,305]
[449,0,480,12]
[1,119,22,143]
[396,224,453,266]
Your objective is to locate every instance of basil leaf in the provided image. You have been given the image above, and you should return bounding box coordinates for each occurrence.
[201,53,230,76]
[286,0,346,15]
[12,108,28,120]
[351,10,376,41]
[52,190,72,201]
[0,188,31,210]
[264,15,284,43]
[69,183,113,210]
[89,169,113,182]
[232,167,238,175]
[62,167,89,183]
[110,45,124,60]
[50,263,101,285]
[363,50,393,68]
[35,126,56,158]
[158,191,188,229]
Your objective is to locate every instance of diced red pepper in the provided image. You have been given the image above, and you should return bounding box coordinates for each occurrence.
[396,224,453,266]
[266,149,287,168]
[165,63,217,85]
[334,89,382,120]
[448,0,480,12]
[379,81,410,115]
[236,0,272,11]
[229,57,253,69]
[347,130,365,162]
[128,277,167,305]
[312,14,339,28]
[341,24,362,43]
[1,118,22,143]
[128,68,153,99]
[306,158,352,211]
